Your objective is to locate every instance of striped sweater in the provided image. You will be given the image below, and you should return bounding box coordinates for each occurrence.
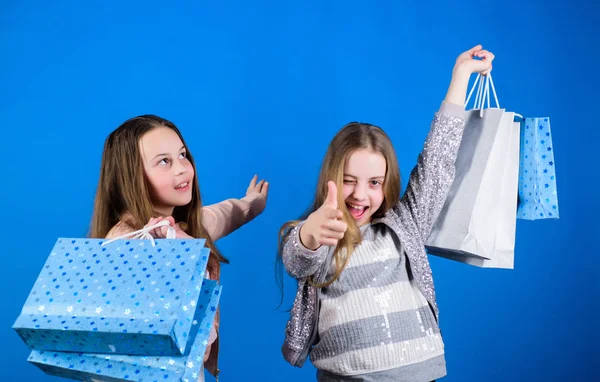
[292,222,445,380]
[310,224,445,380]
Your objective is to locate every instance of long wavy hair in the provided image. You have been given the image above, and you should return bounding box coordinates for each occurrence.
[89,114,226,266]
[276,122,400,298]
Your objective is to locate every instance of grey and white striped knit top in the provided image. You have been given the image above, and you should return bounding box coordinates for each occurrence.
[309,224,445,380]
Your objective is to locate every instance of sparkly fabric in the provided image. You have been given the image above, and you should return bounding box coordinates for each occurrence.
[382,110,466,318]
[310,224,445,377]
[281,103,466,368]
[281,223,330,366]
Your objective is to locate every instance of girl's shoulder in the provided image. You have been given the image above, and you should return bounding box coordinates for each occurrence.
[105,218,136,239]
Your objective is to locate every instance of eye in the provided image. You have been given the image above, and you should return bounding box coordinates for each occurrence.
[370,180,382,187]
[158,158,170,165]
[179,151,187,159]
[343,179,356,184]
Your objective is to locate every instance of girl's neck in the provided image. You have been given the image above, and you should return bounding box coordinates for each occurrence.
[153,205,174,217]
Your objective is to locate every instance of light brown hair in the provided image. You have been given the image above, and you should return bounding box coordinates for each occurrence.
[89,114,226,265]
[277,122,400,289]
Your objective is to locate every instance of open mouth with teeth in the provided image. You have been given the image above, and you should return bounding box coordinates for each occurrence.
[175,181,190,191]
[346,202,368,220]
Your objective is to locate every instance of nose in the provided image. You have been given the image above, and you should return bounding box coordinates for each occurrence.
[174,158,188,176]
[352,183,367,201]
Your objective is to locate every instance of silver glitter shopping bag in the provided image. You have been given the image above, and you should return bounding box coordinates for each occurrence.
[426,74,520,269]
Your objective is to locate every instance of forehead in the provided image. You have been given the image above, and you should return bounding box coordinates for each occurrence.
[344,149,386,176]
[139,127,184,158]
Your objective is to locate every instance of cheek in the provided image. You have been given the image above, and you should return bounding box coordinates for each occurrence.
[146,170,172,193]
[342,185,353,200]
[370,189,385,208]
[186,162,195,178]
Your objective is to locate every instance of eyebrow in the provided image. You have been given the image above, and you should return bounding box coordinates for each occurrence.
[151,145,186,161]
[344,174,385,180]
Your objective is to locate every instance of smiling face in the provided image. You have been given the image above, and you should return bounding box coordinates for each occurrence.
[342,148,387,226]
[139,126,195,216]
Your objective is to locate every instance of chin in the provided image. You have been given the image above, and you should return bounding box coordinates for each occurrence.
[172,198,192,207]
[352,215,371,227]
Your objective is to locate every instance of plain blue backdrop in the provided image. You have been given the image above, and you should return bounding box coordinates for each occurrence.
[1,1,597,381]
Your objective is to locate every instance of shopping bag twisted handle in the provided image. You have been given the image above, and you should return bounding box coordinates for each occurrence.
[465,73,500,117]
[101,220,176,247]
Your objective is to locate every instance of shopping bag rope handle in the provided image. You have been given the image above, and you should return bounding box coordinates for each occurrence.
[101,220,176,247]
[465,73,500,117]
[465,73,523,120]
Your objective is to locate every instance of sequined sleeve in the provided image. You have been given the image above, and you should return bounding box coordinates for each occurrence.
[282,222,329,280]
[396,101,466,241]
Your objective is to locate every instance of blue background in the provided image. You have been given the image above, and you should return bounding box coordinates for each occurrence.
[1,1,597,381]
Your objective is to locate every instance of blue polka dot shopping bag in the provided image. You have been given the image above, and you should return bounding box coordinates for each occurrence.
[13,221,214,357]
[27,279,221,382]
[517,117,559,220]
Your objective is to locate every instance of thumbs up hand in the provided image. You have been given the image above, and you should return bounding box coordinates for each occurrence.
[299,181,348,250]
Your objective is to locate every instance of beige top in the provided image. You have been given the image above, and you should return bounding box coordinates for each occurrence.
[106,193,266,242]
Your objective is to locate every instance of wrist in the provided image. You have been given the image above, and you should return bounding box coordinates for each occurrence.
[299,222,320,251]
[444,68,473,106]
[452,63,472,79]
